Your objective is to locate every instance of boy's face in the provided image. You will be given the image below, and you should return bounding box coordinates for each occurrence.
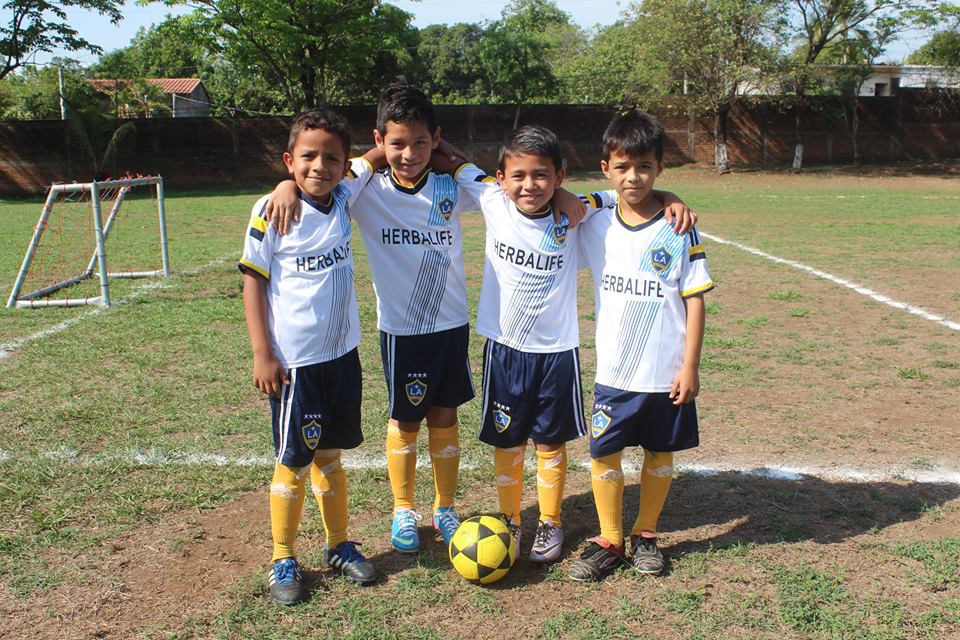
[374,119,440,184]
[496,153,564,213]
[601,149,663,207]
[283,127,350,200]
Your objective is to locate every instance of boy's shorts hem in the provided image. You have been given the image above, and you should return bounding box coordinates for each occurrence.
[589,383,699,458]
[270,349,363,468]
[478,340,587,448]
[380,324,475,423]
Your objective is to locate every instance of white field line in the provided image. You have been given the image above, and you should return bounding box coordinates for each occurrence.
[0,255,233,360]
[5,448,960,485]
[719,194,960,200]
[701,232,960,332]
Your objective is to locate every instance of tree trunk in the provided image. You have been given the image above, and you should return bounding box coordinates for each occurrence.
[793,80,805,171]
[512,105,521,129]
[713,108,731,173]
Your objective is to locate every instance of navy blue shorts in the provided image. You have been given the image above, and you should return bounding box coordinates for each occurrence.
[589,383,699,458]
[478,340,587,448]
[380,324,475,422]
[270,348,363,467]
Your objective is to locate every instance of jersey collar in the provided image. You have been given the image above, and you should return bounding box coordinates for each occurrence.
[299,189,335,214]
[616,199,663,231]
[514,202,553,220]
[389,167,432,195]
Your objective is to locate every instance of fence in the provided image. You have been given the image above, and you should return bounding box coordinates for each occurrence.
[1,94,958,195]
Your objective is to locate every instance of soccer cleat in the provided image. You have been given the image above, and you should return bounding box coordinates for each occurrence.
[268,557,306,606]
[567,537,625,582]
[391,508,422,553]
[630,535,665,575]
[500,513,522,563]
[325,541,377,585]
[529,519,564,563]
[433,506,461,549]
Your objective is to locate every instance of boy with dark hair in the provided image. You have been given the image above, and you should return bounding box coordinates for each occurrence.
[448,125,696,563]
[240,108,379,605]
[568,110,713,581]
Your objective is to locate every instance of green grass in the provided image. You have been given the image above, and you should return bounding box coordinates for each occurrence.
[2,170,960,637]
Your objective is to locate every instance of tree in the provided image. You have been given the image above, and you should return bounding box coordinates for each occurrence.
[415,23,488,103]
[91,14,207,79]
[1,0,122,81]
[907,30,960,68]
[0,58,100,120]
[780,0,948,169]
[477,0,573,125]
[626,0,784,172]
[155,0,419,110]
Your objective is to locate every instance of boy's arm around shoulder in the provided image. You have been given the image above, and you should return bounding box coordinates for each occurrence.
[670,293,705,406]
[653,189,697,234]
[242,271,288,397]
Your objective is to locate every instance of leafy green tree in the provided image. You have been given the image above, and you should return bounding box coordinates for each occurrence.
[1,0,122,80]
[154,0,419,110]
[0,59,100,120]
[907,30,960,67]
[779,0,949,169]
[415,23,488,103]
[91,14,207,79]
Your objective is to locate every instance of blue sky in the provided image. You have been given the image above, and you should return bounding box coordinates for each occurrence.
[26,0,926,68]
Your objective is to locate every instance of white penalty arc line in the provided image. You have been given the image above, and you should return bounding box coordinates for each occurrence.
[2,448,959,485]
[700,232,960,332]
[0,255,234,360]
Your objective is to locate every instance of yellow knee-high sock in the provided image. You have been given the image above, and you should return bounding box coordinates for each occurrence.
[494,445,526,525]
[428,423,460,511]
[386,423,419,511]
[591,452,625,548]
[270,462,308,561]
[536,445,566,526]
[311,449,348,549]
[631,450,674,537]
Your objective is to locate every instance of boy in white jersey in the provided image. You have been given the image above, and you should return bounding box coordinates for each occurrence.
[569,111,714,581]
[449,127,697,564]
[240,109,379,605]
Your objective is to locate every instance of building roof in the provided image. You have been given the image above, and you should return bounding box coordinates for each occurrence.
[87,78,204,94]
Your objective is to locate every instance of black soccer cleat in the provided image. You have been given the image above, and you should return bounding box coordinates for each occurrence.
[567,537,625,582]
[325,541,377,585]
[269,557,307,606]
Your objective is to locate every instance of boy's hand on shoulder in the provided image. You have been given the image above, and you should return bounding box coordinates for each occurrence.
[660,191,698,234]
[253,353,289,397]
[552,188,587,227]
[669,365,700,405]
[264,180,302,236]
[431,138,470,175]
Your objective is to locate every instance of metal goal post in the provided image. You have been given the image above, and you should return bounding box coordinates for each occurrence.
[6,176,171,309]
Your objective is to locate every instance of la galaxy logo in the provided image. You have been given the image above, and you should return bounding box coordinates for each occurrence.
[650,246,673,274]
[591,410,612,439]
[302,419,322,450]
[405,378,428,407]
[493,409,512,433]
[438,197,454,221]
[552,223,567,246]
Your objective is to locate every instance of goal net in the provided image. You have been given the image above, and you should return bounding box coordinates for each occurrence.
[6,176,171,308]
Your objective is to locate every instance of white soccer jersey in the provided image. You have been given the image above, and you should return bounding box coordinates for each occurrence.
[352,168,476,336]
[454,163,581,353]
[239,161,373,368]
[578,195,714,392]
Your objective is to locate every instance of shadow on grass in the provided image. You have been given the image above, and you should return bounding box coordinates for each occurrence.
[493,471,960,587]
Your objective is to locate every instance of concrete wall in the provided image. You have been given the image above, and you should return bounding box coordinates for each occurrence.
[2,95,958,196]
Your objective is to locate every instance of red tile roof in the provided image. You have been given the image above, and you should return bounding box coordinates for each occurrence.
[87,78,203,94]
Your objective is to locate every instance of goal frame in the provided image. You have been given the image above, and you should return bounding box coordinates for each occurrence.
[6,176,171,309]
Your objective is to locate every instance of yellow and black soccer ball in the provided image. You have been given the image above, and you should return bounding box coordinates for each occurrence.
[448,515,515,585]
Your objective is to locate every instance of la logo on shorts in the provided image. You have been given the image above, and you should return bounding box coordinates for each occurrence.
[650,246,673,274]
[493,408,512,433]
[302,419,322,450]
[405,378,428,407]
[438,197,454,221]
[591,410,612,439]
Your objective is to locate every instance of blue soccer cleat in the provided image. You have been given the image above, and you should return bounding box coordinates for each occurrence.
[268,557,306,606]
[433,506,461,548]
[391,507,422,553]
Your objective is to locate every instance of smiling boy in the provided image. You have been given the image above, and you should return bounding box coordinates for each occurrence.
[240,108,379,604]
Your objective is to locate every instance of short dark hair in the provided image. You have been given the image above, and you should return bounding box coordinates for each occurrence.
[287,108,351,157]
[603,110,665,162]
[376,81,437,135]
[497,125,565,173]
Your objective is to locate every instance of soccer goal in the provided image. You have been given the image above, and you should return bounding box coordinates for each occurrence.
[6,176,171,309]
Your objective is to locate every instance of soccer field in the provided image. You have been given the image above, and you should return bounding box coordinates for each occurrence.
[1,166,958,639]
